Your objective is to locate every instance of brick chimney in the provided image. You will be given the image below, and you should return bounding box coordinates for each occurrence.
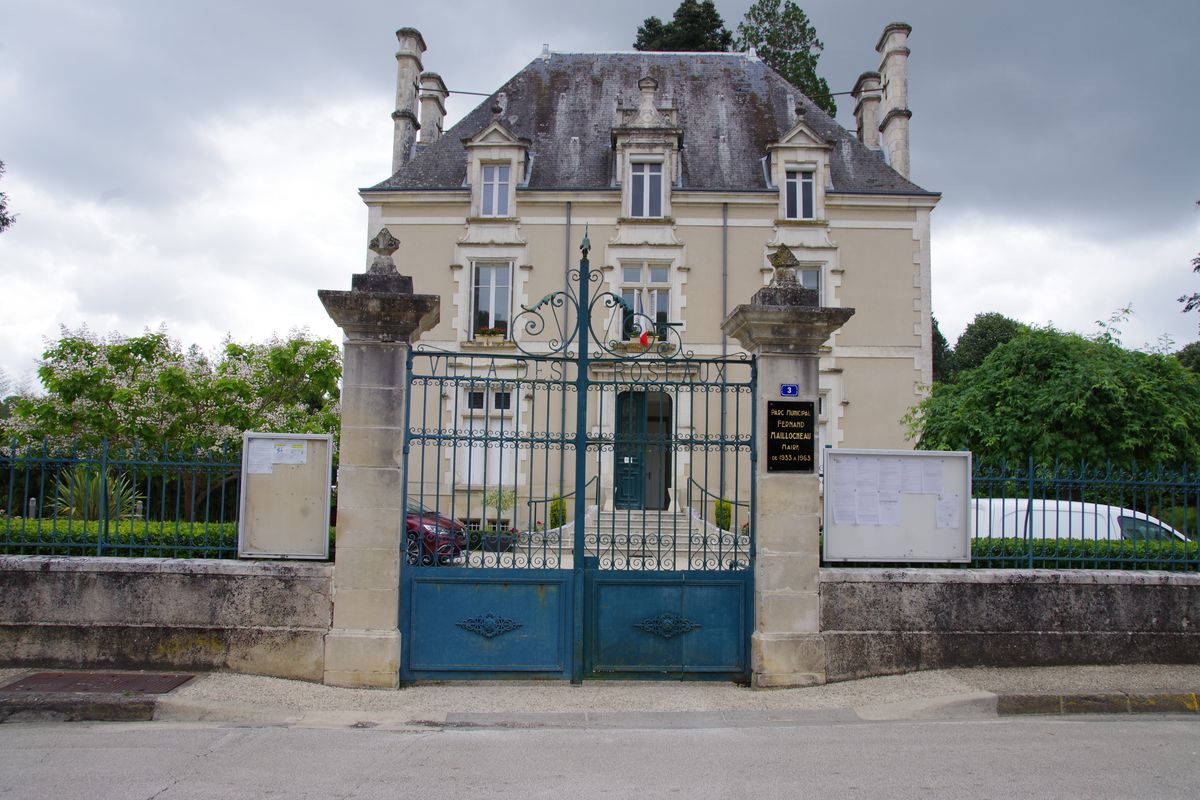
[391,28,426,173]
[418,72,449,145]
[850,71,882,150]
[876,23,912,179]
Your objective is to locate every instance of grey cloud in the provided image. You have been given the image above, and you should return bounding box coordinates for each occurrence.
[2,0,1197,382]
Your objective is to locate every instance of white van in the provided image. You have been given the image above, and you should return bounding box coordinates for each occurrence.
[972,499,1188,543]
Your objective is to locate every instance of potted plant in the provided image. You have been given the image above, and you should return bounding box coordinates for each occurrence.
[475,326,507,345]
[472,487,519,551]
[476,524,519,552]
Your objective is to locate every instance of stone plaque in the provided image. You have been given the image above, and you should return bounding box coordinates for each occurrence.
[766,401,815,472]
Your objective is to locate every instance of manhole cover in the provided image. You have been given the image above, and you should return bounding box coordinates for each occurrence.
[0,672,194,694]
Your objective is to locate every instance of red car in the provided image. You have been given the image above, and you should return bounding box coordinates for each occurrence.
[404,498,468,566]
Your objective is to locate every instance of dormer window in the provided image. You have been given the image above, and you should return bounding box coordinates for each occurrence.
[630,162,663,218]
[785,169,815,220]
[769,116,831,223]
[612,77,680,222]
[481,164,510,217]
[463,118,528,220]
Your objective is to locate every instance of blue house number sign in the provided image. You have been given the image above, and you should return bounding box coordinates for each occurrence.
[779,384,799,397]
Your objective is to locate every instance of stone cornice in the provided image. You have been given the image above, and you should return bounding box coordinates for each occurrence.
[879,108,913,130]
[875,22,912,52]
[722,304,855,356]
[319,289,440,344]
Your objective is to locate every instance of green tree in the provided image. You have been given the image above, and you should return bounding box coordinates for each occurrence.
[734,0,836,115]
[931,316,953,383]
[952,312,1026,374]
[0,160,14,233]
[634,0,733,52]
[212,334,341,440]
[905,326,1200,468]
[1175,341,1200,373]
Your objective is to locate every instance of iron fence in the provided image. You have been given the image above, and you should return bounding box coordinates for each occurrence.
[0,440,243,558]
[971,459,1199,570]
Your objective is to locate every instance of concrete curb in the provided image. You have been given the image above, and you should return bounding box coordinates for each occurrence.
[3,671,1200,726]
[0,692,157,723]
[996,692,1200,716]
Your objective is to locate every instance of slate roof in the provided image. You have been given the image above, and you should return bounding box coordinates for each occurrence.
[366,51,935,196]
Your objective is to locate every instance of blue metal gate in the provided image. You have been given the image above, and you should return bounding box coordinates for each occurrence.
[399,233,755,682]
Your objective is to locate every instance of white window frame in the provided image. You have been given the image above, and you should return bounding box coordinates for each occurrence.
[619,262,673,339]
[629,161,664,218]
[459,382,516,486]
[464,387,514,417]
[481,163,511,218]
[472,262,512,339]
[785,169,816,220]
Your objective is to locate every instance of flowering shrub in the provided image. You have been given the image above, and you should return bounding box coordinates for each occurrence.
[3,325,340,452]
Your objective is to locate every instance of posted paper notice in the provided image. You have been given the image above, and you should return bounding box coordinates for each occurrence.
[247,439,275,474]
[272,441,308,465]
[936,495,961,529]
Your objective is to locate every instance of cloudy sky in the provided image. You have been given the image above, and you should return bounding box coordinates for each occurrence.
[1,0,1197,387]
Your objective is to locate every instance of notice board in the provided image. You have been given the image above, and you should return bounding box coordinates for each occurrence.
[238,432,333,559]
[822,448,972,563]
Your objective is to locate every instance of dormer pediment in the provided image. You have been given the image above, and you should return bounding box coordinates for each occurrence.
[769,119,833,152]
[611,76,683,146]
[463,119,530,150]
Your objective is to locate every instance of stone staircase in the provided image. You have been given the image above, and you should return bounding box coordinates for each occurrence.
[523,508,749,567]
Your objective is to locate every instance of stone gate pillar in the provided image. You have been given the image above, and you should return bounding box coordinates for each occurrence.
[722,246,853,688]
[317,229,439,688]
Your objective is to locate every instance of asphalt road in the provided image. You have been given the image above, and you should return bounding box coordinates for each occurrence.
[1,716,1197,799]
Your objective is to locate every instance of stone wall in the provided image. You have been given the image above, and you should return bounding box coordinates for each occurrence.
[6,557,1197,685]
[821,568,1200,682]
[0,556,333,681]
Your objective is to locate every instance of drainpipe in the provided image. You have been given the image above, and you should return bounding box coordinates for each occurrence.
[719,202,729,495]
[721,202,729,357]
[564,201,572,331]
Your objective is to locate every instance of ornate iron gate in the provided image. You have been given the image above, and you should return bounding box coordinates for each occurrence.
[399,234,755,682]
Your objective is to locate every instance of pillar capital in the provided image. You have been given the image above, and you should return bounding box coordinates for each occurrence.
[721,304,854,356]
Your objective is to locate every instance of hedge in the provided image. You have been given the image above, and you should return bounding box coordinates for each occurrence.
[0,518,337,560]
[972,536,1199,570]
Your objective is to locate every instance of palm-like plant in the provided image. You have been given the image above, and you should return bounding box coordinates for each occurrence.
[53,465,141,520]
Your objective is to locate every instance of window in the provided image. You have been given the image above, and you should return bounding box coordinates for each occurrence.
[466,389,510,413]
[785,169,815,220]
[460,387,516,485]
[799,266,819,296]
[473,263,511,338]
[630,162,663,218]
[481,164,510,217]
[620,263,671,339]
[1118,515,1179,543]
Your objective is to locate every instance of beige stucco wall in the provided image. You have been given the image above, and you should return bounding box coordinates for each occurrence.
[831,227,921,347]
[838,355,922,449]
